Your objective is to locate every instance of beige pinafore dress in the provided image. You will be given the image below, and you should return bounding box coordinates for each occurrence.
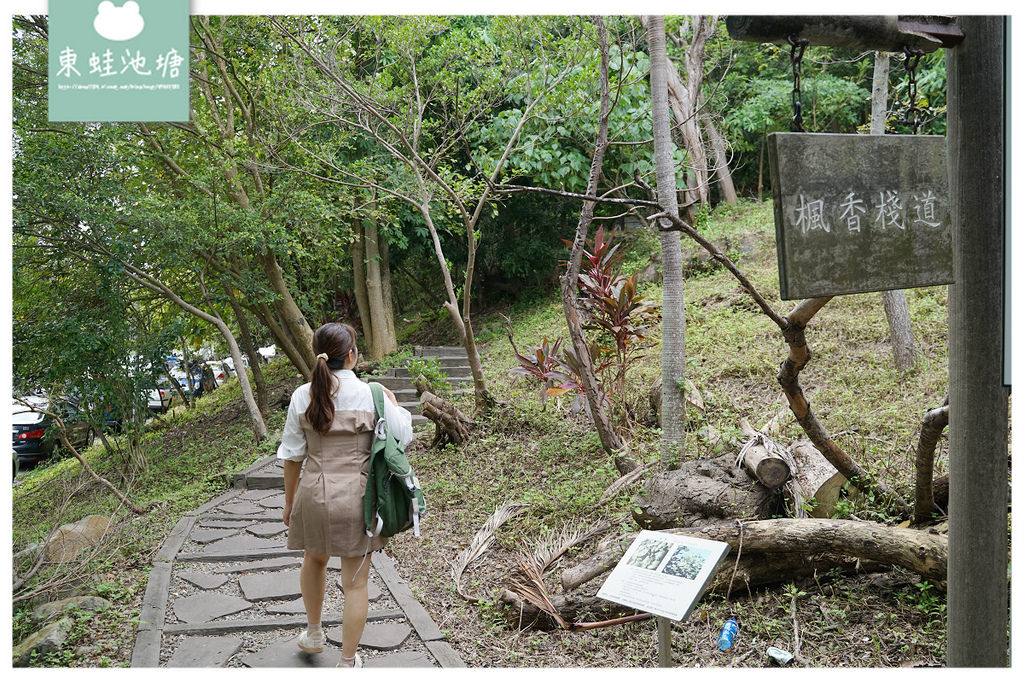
[286,407,388,557]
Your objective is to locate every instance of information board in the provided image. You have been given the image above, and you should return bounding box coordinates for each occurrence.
[596,530,730,621]
[768,132,953,300]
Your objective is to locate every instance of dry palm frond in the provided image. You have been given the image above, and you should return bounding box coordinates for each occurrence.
[516,518,611,578]
[508,559,570,630]
[451,502,529,603]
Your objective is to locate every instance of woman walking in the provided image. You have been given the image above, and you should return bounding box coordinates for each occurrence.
[278,323,413,667]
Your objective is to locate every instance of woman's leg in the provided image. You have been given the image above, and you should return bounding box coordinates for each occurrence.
[339,556,372,659]
[300,551,330,625]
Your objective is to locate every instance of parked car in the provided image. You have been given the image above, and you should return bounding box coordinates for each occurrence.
[205,361,232,387]
[13,395,94,471]
[147,377,178,413]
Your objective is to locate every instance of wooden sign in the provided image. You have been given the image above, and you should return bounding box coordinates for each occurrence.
[768,132,953,300]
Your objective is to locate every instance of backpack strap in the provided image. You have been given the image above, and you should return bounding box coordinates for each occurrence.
[369,382,388,439]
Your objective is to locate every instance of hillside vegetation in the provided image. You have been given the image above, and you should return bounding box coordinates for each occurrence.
[12,201,952,667]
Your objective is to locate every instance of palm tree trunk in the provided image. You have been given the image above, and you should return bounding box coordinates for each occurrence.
[647,15,687,467]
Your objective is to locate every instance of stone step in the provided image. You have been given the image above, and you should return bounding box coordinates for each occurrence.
[406,355,470,368]
[394,365,472,378]
[413,345,465,356]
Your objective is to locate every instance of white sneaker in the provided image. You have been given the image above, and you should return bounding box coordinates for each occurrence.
[337,653,362,668]
[297,629,325,654]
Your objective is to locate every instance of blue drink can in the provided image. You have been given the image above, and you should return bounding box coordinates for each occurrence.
[717,618,739,651]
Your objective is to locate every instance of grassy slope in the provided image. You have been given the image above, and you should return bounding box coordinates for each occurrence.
[11,200,952,667]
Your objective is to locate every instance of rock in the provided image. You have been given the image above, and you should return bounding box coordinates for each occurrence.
[636,252,663,284]
[13,617,73,666]
[45,515,112,563]
[32,595,110,624]
[74,644,101,658]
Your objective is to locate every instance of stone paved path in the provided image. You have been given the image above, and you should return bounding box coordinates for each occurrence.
[132,348,469,669]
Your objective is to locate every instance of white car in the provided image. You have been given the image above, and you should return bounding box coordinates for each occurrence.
[205,361,232,387]
[147,377,177,412]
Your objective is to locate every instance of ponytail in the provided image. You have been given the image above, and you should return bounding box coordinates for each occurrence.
[304,323,357,435]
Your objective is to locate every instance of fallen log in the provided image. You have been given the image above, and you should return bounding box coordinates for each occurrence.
[562,518,948,586]
[789,440,846,518]
[738,419,791,489]
[499,589,647,631]
[415,376,473,447]
[633,453,779,529]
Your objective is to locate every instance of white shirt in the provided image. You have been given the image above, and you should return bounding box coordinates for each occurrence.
[277,369,414,462]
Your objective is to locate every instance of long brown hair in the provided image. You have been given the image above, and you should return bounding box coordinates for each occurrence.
[305,322,357,434]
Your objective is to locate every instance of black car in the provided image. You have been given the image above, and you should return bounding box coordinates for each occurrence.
[12,396,94,472]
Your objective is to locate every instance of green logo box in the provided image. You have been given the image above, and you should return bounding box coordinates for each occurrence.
[48,0,190,122]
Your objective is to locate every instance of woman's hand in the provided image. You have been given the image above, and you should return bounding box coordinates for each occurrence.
[283,502,292,527]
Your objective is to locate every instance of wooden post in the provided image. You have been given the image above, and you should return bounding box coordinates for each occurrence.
[656,616,672,667]
[946,15,1010,667]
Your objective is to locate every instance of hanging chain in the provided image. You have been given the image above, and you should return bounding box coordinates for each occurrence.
[788,35,810,132]
[902,46,925,134]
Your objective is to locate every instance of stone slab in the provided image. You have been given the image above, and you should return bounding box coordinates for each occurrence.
[266,597,308,614]
[198,519,254,529]
[240,634,344,668]
[363,651,436,668]
[239,570,302,602]
[217,502,267,515]
[372,552,444,641]
[326,622,411,650]
[247,522,288,538]
[130,626,163,667]
[211,557,302,574]
[138,561,173,631]
[172,594,253,623]
[202,535,284,555]
[238,489,278,500]
[336,576,383,601]
[178,571,231,590]
[768,132,953,299]
[257,493,286,509]
[425,640,467,668]
[166,636,243,667]
[193,489,242,515]
[161,609,403,636]
[178,548,302,563]
[190,528,241,544]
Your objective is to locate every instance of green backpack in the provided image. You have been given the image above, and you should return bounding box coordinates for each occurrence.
[364,382,426,538]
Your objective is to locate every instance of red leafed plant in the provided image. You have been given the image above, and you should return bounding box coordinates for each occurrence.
[507,227,659,422]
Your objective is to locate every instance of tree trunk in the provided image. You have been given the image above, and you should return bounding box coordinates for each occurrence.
[261,250,315,371]
[647,16,688,468]
[226,287,269,415]
[560,17,623,459]
[700,103,738,205]
[254,301,310,381]
[649,15,711,207]
[379,227,397,344]
[757,125,766,202]
[123,271,267,441]
[364,210,396,360]
[914,401,949,524]
[566,518,948,587]
[870,51,921,371]
[351,225,374,353]
[633,452,778,529]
